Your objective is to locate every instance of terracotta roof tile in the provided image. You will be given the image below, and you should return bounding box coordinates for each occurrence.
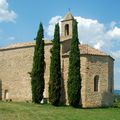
[63,44,107,56]
[79,44,107,56]
[0,40,52,50]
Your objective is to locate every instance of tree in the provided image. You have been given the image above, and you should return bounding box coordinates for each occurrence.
[49,23,61,106]
[68,20,81,107]
[31,23,45,103]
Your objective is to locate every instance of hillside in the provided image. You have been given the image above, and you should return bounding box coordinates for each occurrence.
[114,90,120,95]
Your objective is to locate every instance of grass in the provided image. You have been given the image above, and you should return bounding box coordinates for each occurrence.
[0,101,120,120]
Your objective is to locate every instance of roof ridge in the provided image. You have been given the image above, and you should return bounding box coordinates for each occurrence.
[0,40,52,50]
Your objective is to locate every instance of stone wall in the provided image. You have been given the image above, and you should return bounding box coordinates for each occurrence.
[43,44,52,98]
[83,55,114,107]
[61,57,69,104]
[0,46,33,101]
[62,54,114,108]
[0,42,52,101]
[61,39,71,54]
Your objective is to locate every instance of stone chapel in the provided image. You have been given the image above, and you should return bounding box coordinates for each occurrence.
[0,12,114,108]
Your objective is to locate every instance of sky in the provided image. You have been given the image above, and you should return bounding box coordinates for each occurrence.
[0,0,120,89]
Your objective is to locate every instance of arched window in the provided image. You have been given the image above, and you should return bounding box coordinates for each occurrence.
[65,24,69,36]
[94,75,99,92]
[4,90,9,100]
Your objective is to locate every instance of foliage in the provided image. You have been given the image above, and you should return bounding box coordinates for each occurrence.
[113,94,120,107]
[31,23,45,103]
[49,23,61,106]
[114,94,120,101]
[68,20,82,107]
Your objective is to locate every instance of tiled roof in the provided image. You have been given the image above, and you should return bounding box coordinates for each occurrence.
[79,44,107,56]
[0,42,107,57]
[0,40,52,50]
[63,44,107,56]
[4,42,35,49]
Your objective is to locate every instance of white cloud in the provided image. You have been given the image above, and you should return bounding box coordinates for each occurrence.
[47,15,120,53]
[0,0,17,22]
[110,21,117,29]
[47,16,62,37]
[47,16,106,50]
[112,50,120,59]
[94,40,104,50]
[107,27,120,40]
[75,16,106,49]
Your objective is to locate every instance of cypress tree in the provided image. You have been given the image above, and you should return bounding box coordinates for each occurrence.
[49,23,61,106]
[68,20,81,107]
[31,23,45,103]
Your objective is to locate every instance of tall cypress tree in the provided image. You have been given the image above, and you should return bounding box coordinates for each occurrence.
[31,23,45,103]
[49,23,61,106]
[68,20,81,107]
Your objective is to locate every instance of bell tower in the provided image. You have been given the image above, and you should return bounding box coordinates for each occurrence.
[60,12,75,54]
[61,12,74,41]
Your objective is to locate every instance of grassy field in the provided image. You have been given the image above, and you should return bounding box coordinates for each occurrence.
[0,102,120,120]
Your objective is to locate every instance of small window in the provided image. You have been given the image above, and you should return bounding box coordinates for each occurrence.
[4,90,9,100]
[65,24,69,36]
[94,75,99,92]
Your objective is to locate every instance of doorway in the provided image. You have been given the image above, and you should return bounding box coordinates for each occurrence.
[4,90,9,100]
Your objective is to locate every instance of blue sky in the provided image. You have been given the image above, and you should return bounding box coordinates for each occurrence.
[0,0,120,89]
